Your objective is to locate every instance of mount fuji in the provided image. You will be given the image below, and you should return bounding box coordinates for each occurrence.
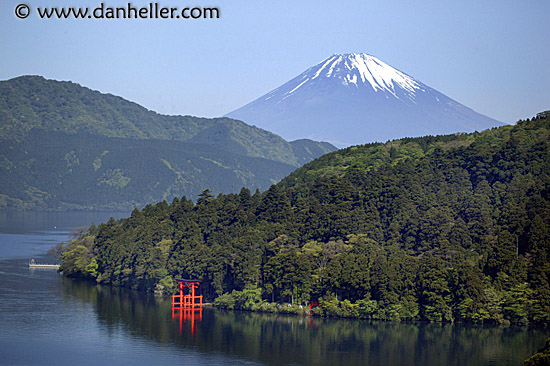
[226,53,504,147]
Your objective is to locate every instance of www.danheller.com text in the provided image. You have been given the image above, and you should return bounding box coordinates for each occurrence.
[15,2,220,20]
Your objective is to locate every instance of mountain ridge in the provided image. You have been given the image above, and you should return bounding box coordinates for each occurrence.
[0,75,336,210]
[0,75,336,167]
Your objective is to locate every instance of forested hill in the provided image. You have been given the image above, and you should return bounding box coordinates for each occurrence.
[0,76,335,210]
[0,76,335,167]
[0,130,297,210]
[61,114,550,325]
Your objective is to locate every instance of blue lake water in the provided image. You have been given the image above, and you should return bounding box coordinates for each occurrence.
[0,211,548,365]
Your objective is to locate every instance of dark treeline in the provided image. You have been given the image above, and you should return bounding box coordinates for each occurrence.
[60,116,550,325]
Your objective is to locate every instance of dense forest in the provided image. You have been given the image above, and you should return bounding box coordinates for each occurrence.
[60,115,550,325]
[0,76,335,210]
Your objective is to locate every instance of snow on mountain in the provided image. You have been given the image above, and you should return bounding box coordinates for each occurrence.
[226,53,504,147]
[286,53,422,99]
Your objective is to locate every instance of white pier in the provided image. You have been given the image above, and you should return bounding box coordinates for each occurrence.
[29,259,60,269]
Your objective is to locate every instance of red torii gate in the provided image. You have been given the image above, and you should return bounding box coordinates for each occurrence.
[171,278,203,334]
[172,278,203,309]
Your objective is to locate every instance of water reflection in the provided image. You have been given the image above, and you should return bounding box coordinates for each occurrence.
[172,308,203,335]
[171,279,204,335]
[61,278,549,366]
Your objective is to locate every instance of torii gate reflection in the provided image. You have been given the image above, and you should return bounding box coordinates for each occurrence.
[171,278,203,334]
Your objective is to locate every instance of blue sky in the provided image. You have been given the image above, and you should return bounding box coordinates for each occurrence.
[1,0,548,125]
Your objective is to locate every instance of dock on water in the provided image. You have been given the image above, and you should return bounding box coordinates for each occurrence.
[29,259,60,269]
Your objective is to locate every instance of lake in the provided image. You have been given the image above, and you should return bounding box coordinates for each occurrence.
[0,211,548,365]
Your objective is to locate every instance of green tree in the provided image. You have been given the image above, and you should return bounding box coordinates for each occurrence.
[417,255,453,322]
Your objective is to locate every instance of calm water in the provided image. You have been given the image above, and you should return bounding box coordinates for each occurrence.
[0,212,548,365]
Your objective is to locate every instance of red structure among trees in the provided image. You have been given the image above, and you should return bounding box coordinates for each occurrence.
[172,279,203,309]
[172,279,203,334]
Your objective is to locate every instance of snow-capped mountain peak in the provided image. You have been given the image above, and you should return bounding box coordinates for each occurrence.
[226,53,504,147]
[285,53,422,100]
